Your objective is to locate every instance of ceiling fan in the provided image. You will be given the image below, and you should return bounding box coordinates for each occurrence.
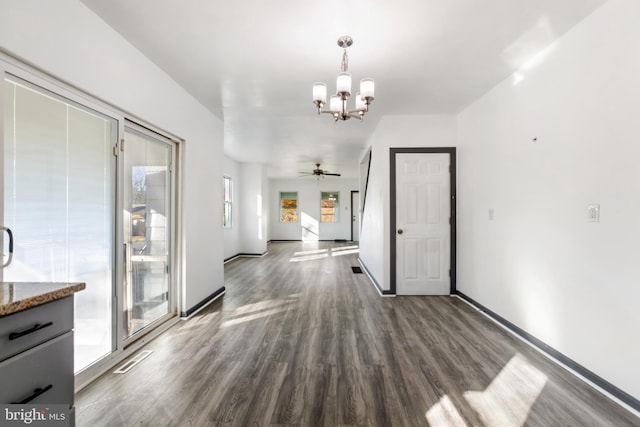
[299,163,341,178]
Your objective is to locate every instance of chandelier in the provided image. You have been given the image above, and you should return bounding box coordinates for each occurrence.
[312,36,375,122]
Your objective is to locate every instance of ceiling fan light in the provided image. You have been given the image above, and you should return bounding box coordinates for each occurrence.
[312,82,327,104]
[360,78,375,101]
[336,72,351,97]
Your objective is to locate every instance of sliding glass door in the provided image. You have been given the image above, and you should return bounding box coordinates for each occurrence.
[2,76,116,372]
[2,67,179,377]
[123,126,174,340]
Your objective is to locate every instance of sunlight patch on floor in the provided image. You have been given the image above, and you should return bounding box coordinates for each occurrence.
[289,253,329,262]
[221,307,289,328]
[289,246,359,262]
[330,248,360,257]
[465,353,548,426]
[425,395,469,427]
[332,245,359,252]
[426,353,548,426]
[293,249,329,256]
[232,298,291,315]
[179,311,220,329]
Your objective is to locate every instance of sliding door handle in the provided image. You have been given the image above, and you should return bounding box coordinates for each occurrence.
[1,226,13,268]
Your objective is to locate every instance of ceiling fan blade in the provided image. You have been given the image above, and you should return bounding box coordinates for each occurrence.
[323,173,341,176]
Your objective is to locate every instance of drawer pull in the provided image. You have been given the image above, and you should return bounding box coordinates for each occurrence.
[8,322,53,340]
[12,384,53,404]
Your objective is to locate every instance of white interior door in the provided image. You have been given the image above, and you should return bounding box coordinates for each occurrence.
[396,153,451,295]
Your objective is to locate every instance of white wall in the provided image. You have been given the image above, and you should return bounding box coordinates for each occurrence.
[359,115,458,291]
[269,177,359,241]
[0,0,225,313]
[457,0,640,401]
[239,163,268,254]
[223,156,241,260]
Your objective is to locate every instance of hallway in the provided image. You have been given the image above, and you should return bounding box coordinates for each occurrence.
[76,241,639,426]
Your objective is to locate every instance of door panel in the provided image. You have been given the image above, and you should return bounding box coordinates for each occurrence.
[396,153,450,295]
[123,127,173,340]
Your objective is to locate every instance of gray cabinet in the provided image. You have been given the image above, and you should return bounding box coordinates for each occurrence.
[0,296,75,424]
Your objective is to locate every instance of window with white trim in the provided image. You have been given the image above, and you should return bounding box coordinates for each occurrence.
[223,175,232,228]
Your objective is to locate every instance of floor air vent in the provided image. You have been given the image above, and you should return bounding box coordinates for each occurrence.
[113,350,153,374]
[351,266,363,274]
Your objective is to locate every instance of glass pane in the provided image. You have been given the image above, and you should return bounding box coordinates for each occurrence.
[321,192,339,222]
[124,128,172,338]
[3,79,116,373]
[280,192,298,222]
[223,175,231,202]
[223,202,232,228]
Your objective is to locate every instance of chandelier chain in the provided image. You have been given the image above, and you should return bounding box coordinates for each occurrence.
[341,49,349,73]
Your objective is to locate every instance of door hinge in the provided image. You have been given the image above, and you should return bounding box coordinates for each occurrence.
[120,138,125,152]
[448,269,451,277]
[165,264,170,274]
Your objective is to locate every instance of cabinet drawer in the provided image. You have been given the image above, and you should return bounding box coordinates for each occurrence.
[0,297,73,362]
[0,332,74,405]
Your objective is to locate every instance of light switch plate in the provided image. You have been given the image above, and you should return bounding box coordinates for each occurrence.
[587,204,600,222]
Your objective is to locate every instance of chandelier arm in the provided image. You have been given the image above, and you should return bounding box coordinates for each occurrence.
[347,106,368,115]
[317,108,339,116]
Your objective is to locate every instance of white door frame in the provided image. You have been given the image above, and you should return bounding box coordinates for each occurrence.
[389,147,457,295]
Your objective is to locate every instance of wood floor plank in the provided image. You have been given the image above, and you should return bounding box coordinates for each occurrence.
[76,241,640,426]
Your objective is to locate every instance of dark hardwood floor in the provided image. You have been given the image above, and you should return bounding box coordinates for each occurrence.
[76,241,640,426]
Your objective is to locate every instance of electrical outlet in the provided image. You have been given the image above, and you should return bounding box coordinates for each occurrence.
[488,208,494,221]
[587,204,600,223]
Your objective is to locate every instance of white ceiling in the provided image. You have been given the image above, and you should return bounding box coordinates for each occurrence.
[80,0,606,178]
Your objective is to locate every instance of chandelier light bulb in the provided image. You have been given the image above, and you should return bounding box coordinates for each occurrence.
[360,78,375,100]
[336,72,351,97]
[313,82,327,104]
[329,95,341,113]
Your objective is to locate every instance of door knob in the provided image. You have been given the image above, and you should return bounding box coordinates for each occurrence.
[397,229,403,235]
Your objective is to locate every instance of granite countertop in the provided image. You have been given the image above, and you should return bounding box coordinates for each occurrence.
[0,282,86,316]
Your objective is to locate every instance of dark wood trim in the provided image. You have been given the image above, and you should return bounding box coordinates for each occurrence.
[449,149,457,294]
[224,252,268,263]
[350,190,359,242]
[358,258,395,296]
[180,286,225,318]
[361,149,372,215]
[224,255,239,263]
[456,291,640,412]
[389,147,457,295]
